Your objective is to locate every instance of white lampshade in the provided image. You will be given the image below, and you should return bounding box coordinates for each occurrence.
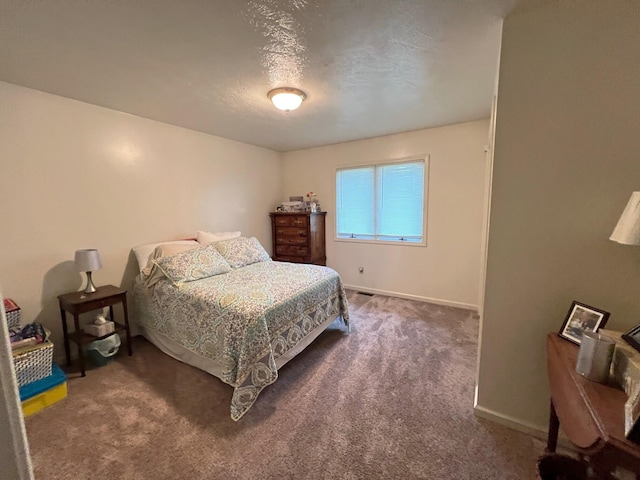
[74,249,102,272]
[267,87,306,111]
[610,192,640,245]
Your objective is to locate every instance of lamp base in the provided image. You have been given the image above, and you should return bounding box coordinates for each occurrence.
[83,271,97,294]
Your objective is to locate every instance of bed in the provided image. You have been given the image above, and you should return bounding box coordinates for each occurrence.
[131,233,350,421]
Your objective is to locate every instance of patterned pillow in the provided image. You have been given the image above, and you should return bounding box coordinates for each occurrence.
[213,236,271,269]
[152,244,231,285]
[142,243,200,276]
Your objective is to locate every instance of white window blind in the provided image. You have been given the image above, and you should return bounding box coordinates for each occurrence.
[336,159,426,244]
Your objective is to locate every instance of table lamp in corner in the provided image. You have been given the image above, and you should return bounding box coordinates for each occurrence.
[610,192,640,246]
[74,249,102,294]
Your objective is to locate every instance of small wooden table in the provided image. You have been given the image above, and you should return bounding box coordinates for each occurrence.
[546,332,640,477]
[58,285,132,376]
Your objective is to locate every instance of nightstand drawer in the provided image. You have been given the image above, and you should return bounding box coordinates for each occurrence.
[76,295,121,313]
[274,215,308,227]
[97,298,112,308]
[276,227,307,238]
[276,245,309,257]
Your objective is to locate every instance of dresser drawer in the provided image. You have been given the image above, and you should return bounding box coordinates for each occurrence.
[276,245,309,257]
[276,227,307,238]
[275,255,305,264]
[276,235,307,245]
[274,215,308,227]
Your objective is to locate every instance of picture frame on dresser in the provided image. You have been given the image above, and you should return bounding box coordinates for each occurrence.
[558,301,610,345]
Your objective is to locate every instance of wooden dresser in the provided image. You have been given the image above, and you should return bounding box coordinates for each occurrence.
[270,212,326,265]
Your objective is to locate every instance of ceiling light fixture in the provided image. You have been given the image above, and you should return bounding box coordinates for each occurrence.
[267,87,306,112]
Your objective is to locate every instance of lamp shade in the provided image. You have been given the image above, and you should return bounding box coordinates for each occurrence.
[267,87,306,111]
[610,192,640,245]
[74,249,102,272]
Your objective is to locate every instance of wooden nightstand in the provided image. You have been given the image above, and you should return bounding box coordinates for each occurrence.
[58,285,132,376]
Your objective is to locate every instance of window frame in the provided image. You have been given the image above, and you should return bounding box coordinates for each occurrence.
[334,155,429,247]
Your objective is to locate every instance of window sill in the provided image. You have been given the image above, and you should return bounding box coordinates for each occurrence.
[334,238,426,247]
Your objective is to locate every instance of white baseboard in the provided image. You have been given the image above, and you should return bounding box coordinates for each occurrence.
[473,404,548,440]
[343,284,478,311]
[473,404,578,451]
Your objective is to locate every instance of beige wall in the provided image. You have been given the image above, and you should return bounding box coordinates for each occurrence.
[282,120,490,309]
[477,1,640,431]
[0,81,282,360]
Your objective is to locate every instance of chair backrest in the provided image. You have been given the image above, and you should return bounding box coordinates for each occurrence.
[537,453,588,480]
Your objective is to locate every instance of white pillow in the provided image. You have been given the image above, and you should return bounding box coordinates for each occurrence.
[132,240,199,273]
[196,230,241,245]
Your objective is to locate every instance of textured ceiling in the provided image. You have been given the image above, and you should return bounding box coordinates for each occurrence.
[0,1,522,152]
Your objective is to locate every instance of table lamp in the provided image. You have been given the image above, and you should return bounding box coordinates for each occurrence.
[74,249,102,294]
[610,192,640,355]
[610,192,640,245]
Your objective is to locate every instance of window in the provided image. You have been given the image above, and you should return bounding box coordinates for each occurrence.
[336,158,426,244]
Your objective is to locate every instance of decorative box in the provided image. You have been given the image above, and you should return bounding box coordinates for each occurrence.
[601,329,640,395]
[3,298,21,328]
[12,341,54,387]
[281,201,305,212]
[19,363,67,417]
[84,320,115,337]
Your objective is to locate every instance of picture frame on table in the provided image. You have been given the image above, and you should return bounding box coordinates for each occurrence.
[622,324,640,354]
[558,301,610,345]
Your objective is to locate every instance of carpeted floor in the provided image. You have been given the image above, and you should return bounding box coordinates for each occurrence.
[25,291,542,479]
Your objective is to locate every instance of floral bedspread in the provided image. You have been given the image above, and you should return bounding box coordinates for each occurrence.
[133,261,349,421]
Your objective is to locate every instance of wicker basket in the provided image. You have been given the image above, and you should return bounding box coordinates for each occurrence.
[13,341,54,387]
[3,298,21,328]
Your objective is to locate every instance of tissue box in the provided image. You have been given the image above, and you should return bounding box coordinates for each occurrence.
[84,320,115,337]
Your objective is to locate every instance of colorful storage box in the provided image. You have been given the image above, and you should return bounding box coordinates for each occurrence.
[12,340,54,387]
[20,363,67,417]
[3,298,21,328]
